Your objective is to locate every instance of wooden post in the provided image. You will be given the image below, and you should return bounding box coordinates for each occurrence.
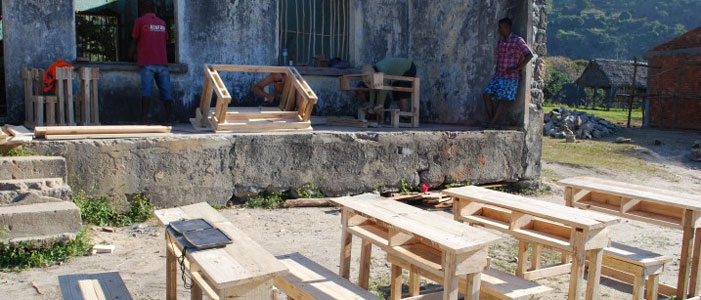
[358,240,372,290]
[35,96,44,126]
[516,240,529,277]
[464,272,481,300]
[91,68,100,125]
[412,78,421,128]
[585,248,604,300]
[568,228,587,300]
[627,57,638,128]
[678,209,695,299]
[689,226,701,296]
[81,68,92,125]
[442,252,459,300]
[339,208,353,280]
[191,283,203,300]
[166,234,177,300]
[390,264,403,300]
[409,267,421,296]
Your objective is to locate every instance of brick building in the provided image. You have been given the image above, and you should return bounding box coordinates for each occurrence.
[643,27,701,130]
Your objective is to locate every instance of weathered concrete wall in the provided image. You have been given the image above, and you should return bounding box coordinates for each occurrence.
[351,0,410,64]
[3,0,76,123]
[28,130,526,208]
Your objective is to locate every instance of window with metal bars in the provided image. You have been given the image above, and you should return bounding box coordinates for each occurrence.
[279,0,351,66]
[76,12,120,62]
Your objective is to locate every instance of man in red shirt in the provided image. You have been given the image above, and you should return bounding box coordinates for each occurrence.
[130,1,173,124]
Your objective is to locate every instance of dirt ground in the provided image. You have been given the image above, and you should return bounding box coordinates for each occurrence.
[1,128,700,299]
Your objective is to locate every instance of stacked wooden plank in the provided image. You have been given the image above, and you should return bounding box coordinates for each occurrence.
[390,192,453,209]
[325,116,378,128]
[23,67,101,128]
[191,64,318,133]
[34,126,172,140]
[0,125,33,145]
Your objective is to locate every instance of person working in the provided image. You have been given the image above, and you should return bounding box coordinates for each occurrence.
[131,1,173,124]
[483,17,533,127]
[359,57,417,113]
[251,73,287,106]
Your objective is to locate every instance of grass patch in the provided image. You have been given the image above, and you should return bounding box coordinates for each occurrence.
[73,191,154,226]
[243,192,286,209]
[542,137,669,176]
[0,147,40,157]
[0,228,93,270]
[543,104,642,127]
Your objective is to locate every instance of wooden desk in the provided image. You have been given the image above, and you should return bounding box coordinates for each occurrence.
[155,203,288,300]
[330,194,501,300]
[559,176,701,299]
[444,186,620,300]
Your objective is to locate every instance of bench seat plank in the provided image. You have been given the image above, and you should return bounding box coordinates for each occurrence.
[275,253,381,300]
[605,242,673,268]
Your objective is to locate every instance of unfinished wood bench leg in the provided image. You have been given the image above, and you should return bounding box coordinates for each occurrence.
[569,229,586,300]
[191,282,203,300]
[391,110,400,129]
[586,248,604,300]
[409,266,421,297]
[678,210,695,300]
[645,274,659,300]
[561,250,571,264]
[531,243,543,271]
[690,226,701,297]
[442,252,459,300]
[35,96,44,127]
[516,241,530,277]
[358,240,372,289]
[166,234,177,300]
[464,272,481,300]
[339,208,353,280]
[390,264,403,300]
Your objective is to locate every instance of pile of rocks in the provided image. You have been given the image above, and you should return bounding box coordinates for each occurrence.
[543,108,621,139]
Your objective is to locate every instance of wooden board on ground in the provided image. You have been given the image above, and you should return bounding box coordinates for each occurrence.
[58,272,132,300]
[3,125,33,137]
[34,125,171,138]
[44,133,173,141]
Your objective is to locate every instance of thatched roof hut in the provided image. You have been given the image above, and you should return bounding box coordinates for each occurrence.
[575,59,648,89]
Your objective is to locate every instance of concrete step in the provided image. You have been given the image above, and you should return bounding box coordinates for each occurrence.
[0,178,72,205]
[0,200,82,243]
[0,156,67,181]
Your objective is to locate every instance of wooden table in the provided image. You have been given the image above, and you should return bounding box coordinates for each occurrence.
[155,202,288,300]
[330,194,501,300]
[559,176,701,299]
[444,186,620,300]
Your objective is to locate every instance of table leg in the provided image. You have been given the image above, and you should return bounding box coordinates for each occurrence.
[339,208,353,280]
[689,227,701,296]
[585,248,604,300]
[645,274,659,300]
[442,252,459,300]
[191,283,202,300]
[531,244,543,271]
[516,241,530,277]
[568,229,587,300]
[677,210,695,299]
[390,264,403,300]
[409,266,421,297]
[358,240,372,289]
[166,234,178,300]
[464,272,481,300]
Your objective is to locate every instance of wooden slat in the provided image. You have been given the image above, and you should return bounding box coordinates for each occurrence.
[44,133,173,140]
[211,65,290,73]
[604,242,672,268]
[58,272,132,300]
[35,125,171,137]
[559,177,701,211]
[444,186,620,230]
[274,253,381,300]
[331,194,501,253]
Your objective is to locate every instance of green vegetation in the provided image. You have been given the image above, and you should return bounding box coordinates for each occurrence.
[73,191,154,226]
[543,57,588,101]
[542,137,669,177]
[295,184,325,199]
[0,228,93,270]
[548,0,698,59]
[243,192,286,209]
[399,179,417,194]
[0,147,40,157]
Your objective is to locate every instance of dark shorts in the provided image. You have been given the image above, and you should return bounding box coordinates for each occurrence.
[485,77,519,101]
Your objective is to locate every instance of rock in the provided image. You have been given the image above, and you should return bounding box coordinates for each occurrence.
[615,137,632,144]
[692,141,701,162]
[543,109,619,140]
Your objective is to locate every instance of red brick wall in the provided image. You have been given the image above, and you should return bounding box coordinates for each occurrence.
[648,53,701,130]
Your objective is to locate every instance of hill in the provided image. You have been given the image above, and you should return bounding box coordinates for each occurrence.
[547,0,700,59]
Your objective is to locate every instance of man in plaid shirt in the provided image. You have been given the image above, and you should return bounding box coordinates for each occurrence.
[483,18,533,127]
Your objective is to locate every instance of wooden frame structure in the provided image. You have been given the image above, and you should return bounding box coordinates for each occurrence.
[559,176,701,299]
[192,65,318,133]
[23,67,100,128]
[155,203,288,300]
[331,194,501,300]
[445,186,620,300]
[340,72,420,128]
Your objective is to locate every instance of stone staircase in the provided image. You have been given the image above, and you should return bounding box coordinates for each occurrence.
[0,156,82,244]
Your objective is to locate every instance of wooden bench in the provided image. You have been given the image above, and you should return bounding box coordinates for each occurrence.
[274,253,382,300]
[340,72,420,128]
[445,186,620,300]
[558,176,701,299]
[388,253,551,300]
[599,242,672,300]
[331,194,502,300]
[59,272,132,300]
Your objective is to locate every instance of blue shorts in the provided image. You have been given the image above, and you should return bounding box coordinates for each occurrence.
[485,77,520,101]
[140,65,173,101]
